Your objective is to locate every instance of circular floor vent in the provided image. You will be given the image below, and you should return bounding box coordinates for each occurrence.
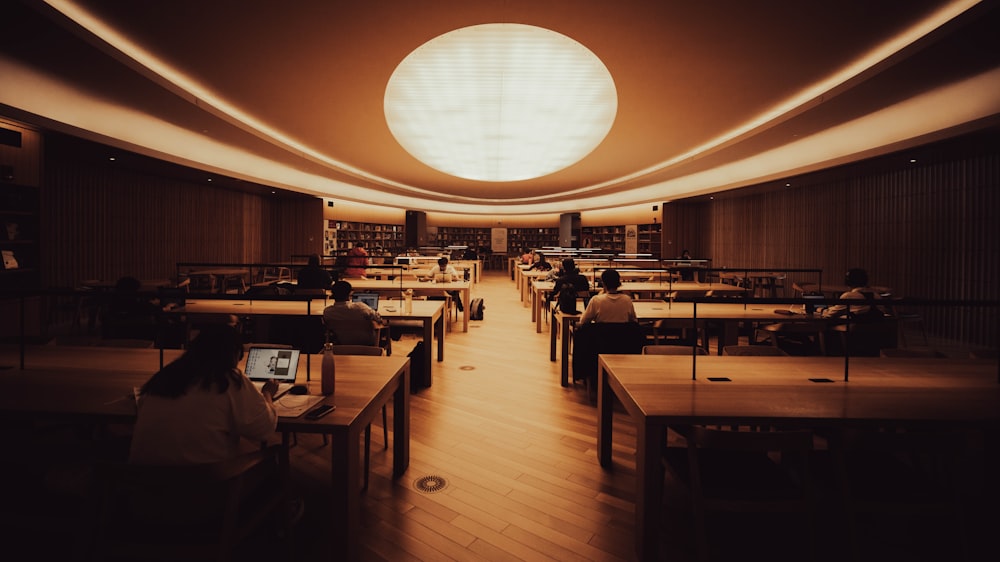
[414,475,449,493]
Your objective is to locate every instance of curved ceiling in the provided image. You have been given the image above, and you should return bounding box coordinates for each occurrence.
[2,0,999,215]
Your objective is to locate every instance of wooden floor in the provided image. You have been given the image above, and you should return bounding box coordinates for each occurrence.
[286,271,656,561]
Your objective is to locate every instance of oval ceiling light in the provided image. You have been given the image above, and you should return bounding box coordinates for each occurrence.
[385,24,617,182]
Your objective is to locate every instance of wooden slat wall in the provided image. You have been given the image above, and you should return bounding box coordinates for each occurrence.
[40,162,321,288]
[674,149,1000,348]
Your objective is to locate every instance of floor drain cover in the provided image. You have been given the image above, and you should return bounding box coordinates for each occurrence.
[459,365,475,371]
[414,475,448,493]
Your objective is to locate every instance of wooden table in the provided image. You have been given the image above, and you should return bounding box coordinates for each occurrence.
[348,278,472,332]
[376,299,445,386]
[0,346,410,562]
[180,298,444,383]
[533,279,755,334]
[187,267,251,294]
[549,301,812,385]
[596,355,1000,561]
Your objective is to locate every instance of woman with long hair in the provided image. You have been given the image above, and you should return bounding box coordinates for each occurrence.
[129,324,278,465]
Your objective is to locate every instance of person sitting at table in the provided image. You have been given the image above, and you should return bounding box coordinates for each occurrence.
[323,280,391,353]
[344,242,369,278]
[129,324,278,465]
[578,268,637,324]
[822,268,885,320]
[528,253,553,272]
[520,248,535,265]
[677,249,696,281]
[101,275,162,341]
[548,258,591,314]
[295,253,332,291]
[428,257,463,311]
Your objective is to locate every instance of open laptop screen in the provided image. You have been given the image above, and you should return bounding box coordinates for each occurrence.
[352,292,379,310]
[244,347,300,383]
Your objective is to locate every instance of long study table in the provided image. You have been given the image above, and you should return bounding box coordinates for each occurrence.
[551,301,806,384]
[179,298,444,384]
[0,345,410,562]
[596,354,1000,561]
[531,280,752,332]
[347,278,472,332]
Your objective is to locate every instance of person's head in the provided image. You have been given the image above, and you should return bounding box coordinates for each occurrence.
[307,253,320,267]
[845,268,869,288]
[186,324,244,371]
[562,258,576,273]
[601,269,622,291]
[142,323,244,397]
[438,257,448,268]
[115,276,141,293]
[681,249,691,259]
[355,242,365,249]
[331,280,353,301]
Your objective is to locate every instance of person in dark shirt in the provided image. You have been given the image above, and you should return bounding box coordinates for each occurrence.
[548,258,591,313]
[296,254,332,290]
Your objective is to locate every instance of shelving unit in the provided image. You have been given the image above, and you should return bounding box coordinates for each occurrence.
[581,225,626,252]
[330,221,405,254]
[637,223,662,257]
[430,227,492,251]
[582,223,662,257]
[507,227,559,255]
[0,183,39,289]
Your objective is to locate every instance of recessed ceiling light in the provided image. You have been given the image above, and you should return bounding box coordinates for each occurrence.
[384,24,617,182]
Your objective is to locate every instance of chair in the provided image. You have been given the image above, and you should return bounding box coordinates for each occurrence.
[90,445,292,562]
[662,426,816,562]
[642,344,708,355]
[757,320,827,356]
[722,345,789,356]
[331,344,387,491]
[571,322,645,400]
[882,300,929,348]
[832,427,971,561]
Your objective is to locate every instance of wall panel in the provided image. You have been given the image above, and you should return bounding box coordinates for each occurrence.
[691,142,999,348]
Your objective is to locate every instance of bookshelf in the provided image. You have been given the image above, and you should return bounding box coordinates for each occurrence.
[637,223,662,257]
[0,183,39,289]
[581,223,662,257]
[329,220,405,254]
[430,227,492,250]
[507,227,559,254]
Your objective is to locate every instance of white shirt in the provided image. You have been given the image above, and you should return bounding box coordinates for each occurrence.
[579,291,637,324]
[129,374,277,465]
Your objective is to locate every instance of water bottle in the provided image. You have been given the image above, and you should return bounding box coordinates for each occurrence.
[321,342,336,395]
[404,289,413,314]
[464,268,470,282]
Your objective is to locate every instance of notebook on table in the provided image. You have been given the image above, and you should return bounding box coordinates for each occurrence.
[434,273,453,283]
[352,292,380,310]
[245,346,300,398]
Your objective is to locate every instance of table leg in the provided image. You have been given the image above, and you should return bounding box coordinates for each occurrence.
[393,365,410,478]
[330,424,360,560]
[597,364,614,466]
[635,418,664,561]
[461,287,470,332]
[550,309,558,362]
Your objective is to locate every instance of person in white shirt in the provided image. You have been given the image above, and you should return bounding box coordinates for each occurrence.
[130,324,278,465]
[428,257,464,311]
[823,268,883,319]
[579,269,637,324]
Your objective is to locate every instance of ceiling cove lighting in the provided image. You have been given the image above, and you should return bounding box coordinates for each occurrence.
[384,24,617,182]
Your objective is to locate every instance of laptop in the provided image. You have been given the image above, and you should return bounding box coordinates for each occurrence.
[245,346,301,398]
[434,272,453,283]
[352,292,380,310]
